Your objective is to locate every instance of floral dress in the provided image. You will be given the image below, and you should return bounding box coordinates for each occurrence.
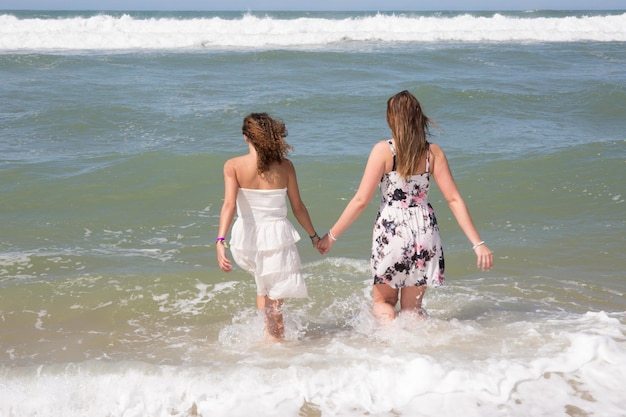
[371,140,445,288]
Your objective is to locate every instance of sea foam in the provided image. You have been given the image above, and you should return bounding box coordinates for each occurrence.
[1,12,625,51]
[1,311,624,417]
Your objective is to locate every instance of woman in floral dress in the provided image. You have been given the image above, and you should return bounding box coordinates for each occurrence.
[318,91,493,321]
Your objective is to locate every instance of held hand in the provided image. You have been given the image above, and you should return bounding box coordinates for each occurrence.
[474,244,493,271]
[316,234,334,255]
[311,235,321,252]
[314,235,325,254]
[216,243,232,272]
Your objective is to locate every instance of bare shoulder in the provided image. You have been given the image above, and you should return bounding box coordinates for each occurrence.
[223,157,235,171]
[277,159,297,190]
[277,158,295,175]
[429,142,444,154]
[428,143,451,175]
[373,140,392,151]
[369,140,394,172]
[224,155,253,183]
[369,140,393,160]
[429,143,447,162]
[222,156,236,173]
[225,154,252,169]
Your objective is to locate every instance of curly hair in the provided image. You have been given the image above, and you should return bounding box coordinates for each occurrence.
[386,91,435,179]
[242,113,293,174]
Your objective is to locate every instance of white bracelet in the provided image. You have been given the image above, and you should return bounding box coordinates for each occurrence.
[472,241,485,250]
[328,229,337,241]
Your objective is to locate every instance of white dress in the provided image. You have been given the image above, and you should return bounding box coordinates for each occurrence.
[229,188,308,300]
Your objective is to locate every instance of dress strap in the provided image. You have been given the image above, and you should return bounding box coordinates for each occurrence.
[425,143,431,174]
[388,139,396,171]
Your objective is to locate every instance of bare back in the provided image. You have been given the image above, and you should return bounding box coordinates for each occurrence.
[229,153,292,190]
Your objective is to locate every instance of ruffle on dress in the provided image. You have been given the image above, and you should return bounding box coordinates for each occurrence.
[231,242,306,298]
[229,217,301,253]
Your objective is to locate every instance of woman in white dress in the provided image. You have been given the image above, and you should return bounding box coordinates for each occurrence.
[216,113,319,340]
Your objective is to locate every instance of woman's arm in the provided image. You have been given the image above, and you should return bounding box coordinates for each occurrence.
[285,160,318,244]
[318,141,389,253]
[216,159,238,272]
[430,144,493,270]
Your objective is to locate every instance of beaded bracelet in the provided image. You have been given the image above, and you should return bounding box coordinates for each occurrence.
[216,237,229,248]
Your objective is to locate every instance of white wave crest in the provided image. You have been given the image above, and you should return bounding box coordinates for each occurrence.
[1,12,625,51]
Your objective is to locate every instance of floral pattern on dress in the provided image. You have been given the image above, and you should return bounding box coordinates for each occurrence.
[371,140,445,288]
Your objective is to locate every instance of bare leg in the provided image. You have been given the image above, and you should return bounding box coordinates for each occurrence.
[372,284,399,322]
[256,295,265,310]
[399,285,427,317]
[262,296,284,340]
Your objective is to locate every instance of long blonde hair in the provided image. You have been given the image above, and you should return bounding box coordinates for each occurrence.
[242,113,293,174]
[386,90,435,179]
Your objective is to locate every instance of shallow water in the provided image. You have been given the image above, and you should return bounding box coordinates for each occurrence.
[1,9,625,417]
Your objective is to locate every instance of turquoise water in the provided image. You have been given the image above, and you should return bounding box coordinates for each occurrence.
[1,10,625,417]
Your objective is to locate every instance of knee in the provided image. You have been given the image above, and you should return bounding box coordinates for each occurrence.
[373,294,398,306]
[372,285,399,306]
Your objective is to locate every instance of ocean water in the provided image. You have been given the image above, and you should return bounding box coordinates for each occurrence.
[1,9,625,417]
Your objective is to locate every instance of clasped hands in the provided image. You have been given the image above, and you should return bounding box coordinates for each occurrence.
[312,233,333,255]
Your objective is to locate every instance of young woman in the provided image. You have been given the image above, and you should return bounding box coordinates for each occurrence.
[318,91,493,321]
[216,113,319,340]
